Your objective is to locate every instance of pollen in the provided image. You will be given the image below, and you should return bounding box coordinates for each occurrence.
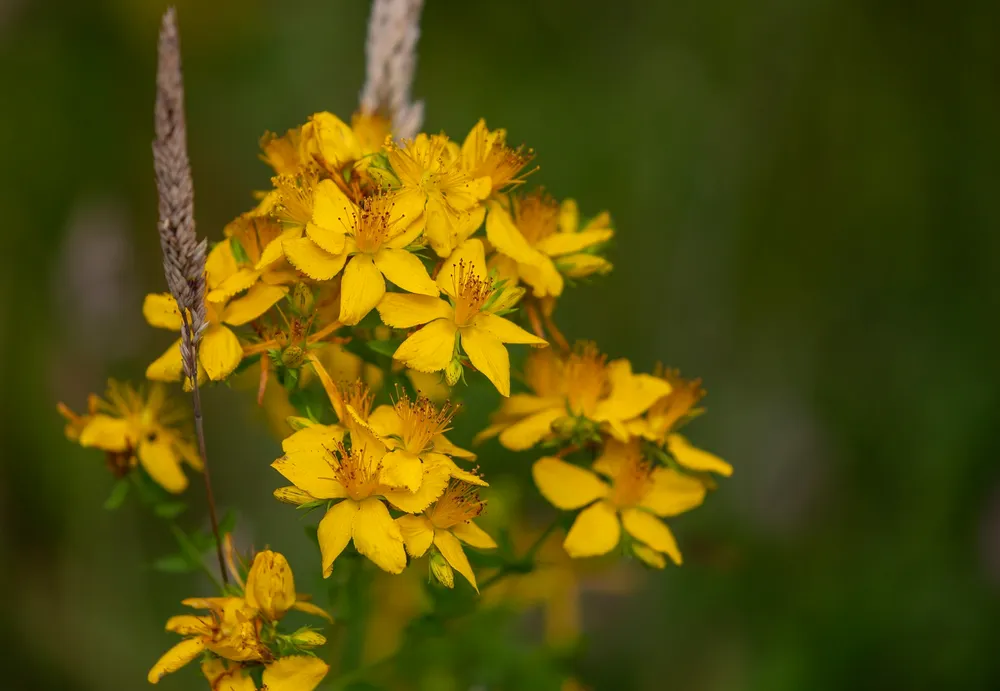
[329,441,382,502]
[339,380,375,421]
[394,392,456,453]
[352,193,396,253]
[451,260,494,326]
[427,481,486,530]
[564,342,610,417]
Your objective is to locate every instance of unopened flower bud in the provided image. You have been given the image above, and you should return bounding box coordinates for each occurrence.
[291,282,315,314]
[289,628,327,648]
[429,551,454,588]
[273,486,315,506]
[286,416,315,431]
[245,550,296,620]
[445,358,463,386]
[281,345,306,369]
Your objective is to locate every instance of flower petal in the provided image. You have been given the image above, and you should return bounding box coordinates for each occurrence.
[593,359,672,423]
[451,520,497,550]
[352,497,407,574]
[143,293,182,331]
[642,467,706,517]
[207,267,259,303]
[632,544,667,569]
[485,202,544,266]
[223,283,288,326]
[472,312,547,345]
[374,247,439,296]
[291,600,334,622]
[272,450,347,501]
[532,456,609,510]
[79,414,131,452]
[668,434,733,476]
[257,227,300,269]
[383,463,450,513]
[430,434,476,460]
[621,508,682,565]
[206,239,239,290]
[147,637,206,683]
[311,178,356,234]
[563,501,620,558]
[393,319,459,373]
[283,237,347,280]
[146,339,184,382]
[434,529,478,591]
[497,407,565,451]
[199,325,243,381]
[261,655,330,691]
[379,449,424,492]
[377,293,453,329]
[318,500,359,577]
[422,452,487,486]
[436,238,487,297]
[165,614,212,635]
[460,325,511,396]
[138,438,188,494]
[395,514,435,557]
[339,254,386,325]
[535,228,615,257]
[367,405,403,439]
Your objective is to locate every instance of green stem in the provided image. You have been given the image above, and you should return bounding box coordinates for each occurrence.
[340,556,370,673]
[478,519,560,592]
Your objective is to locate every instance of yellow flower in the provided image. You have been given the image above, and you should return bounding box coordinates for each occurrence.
[460,119,533,193]
[387,134,492,257]
[487,191,614,298]
[532,439,706,566]
[351,111,392,157]
[204,214,298,325]
[377,239,547,396]
[271,424,451,576]
[626,369,733,477]
[244,550,332,622]
[59,380,200,494]
[477,342,670,448]
[259,126,307,176]
[367,392,486,491]
[396,481,498,591]
[201,656,329,691]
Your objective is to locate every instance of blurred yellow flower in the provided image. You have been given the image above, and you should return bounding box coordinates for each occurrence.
[460,118,533,193]
[532,439,706,566]
[387,133,492,257]
[396,481,497,591]
[478,342,670,448]
[200,656,329,691]
[378,239,546,396]
[58,380,200,494]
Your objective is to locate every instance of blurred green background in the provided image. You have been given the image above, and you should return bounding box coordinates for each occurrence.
[2,0,999,689]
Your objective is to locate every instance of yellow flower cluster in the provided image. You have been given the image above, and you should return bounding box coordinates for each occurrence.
[149,548,330,690]
[479,343,732,567]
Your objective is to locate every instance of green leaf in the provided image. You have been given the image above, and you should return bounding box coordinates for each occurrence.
[103,478,130,510]
[152,554,197,573]
[171,525,206,564]
[154,502,187,519]
[230,236,250,264]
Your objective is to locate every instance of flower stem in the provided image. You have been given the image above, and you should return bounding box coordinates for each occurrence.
[479,518,560,592]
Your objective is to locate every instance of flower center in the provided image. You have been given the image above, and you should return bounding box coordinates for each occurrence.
[648,368,704,438]
[468,133,532,191]
[427,481,486,530]
[339,380,374,422]
[609,450,653,510]
[352,193,396,254]
[451,260,494,327]
[394,393,455,454]
[330,441,382,502]
[274,170,317,229]
[516,191,560,245]
[564,342,609,417]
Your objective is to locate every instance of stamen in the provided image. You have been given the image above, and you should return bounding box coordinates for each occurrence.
[451,260,494,326]
[273,169,318,228]
[564,342,609,417]
[353,193,396,253]
[329,441,382,501]
[394,392,456,454]
[516,190,560,245]
[609,447,653,509]
[427,481,486,530]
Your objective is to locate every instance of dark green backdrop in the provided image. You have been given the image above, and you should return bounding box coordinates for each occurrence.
[2,0,998,689]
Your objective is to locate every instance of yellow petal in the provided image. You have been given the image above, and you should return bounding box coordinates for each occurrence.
[485,202,543,265]
[422,452,487,486]
[497,407,564,451]
[434,529,478,591]
[621,508,682,565]
[377,293,452,328]
[165,614,212,635]
[138,438,188,494]
[306,221,348,256]
[207,267,259,303]
[632,543,667,569]
[379,449,424,492]
[147,637,206,683]
[146,339,184,382]
[451,520,497,550]
[668,434,733,476]
[460,325,510,396]
[283,237,347,281]
[642,467,707,517]
[430,434,476,460]
[396,514,435,557]
[518,255,565,298]
[393,319,459,373]
[223,283,287,326]
[374,247,439,296]
[472,312,547,345]
[383,463,450,513]
[262,655,330,691]
[291,600,334,622]
[558,253,613,279]
[532,457,609,510]
[206,239,239,290]
[318,500,359,577]
[311,178,356,234]
[388,188,427,233]
[563,501,620,558]
[535,228,614,257]
[245,550,297,621]
[367,405,403,438]
[281,423,345,454]
[339,254,386,325]
[593,359,672,423]
[201,659,256,691]
[143,293,182,331]
[351,497,407,574]
[272,451,347,501]
[79,414,131,452]
[313,111,363,169]
[199,324,243,381]
[257,227,300,269]
[436,238,487,297]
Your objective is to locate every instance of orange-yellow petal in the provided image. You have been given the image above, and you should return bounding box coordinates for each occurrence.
[593,359,672,423]
[283,237,347,281]
[472,312,547,345]
[642,467,706,517]
[497,406,564,451]
[143,293,182,331]
[374,247,439,296]
[621,508,682,565]
[138,438,188,494]
[668,434,733,476]
[311,178,356,235]
[535,228,614,257]
[79,414,131,452]
[451,520,497,550]
[318,500,359,577]
[379,449,424,492]
[351,497,406,574]
[562,501,620,558]
[148,637,206,683]
[291,600,334,622]
[434,529,478,591]
[460,325,510,396]
[485,202,543,265]
[393,319,459,373]
[383,464,450,514]
[199,324,243,381]
[339,254,386,325]
[146,339,184,382]
[376,293,453,329]
[261,655,330,691]
[223,283,287,326]
[396,513,435,557]
[532,456,609,510]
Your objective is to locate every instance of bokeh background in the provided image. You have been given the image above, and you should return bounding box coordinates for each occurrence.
[2,0,999,689]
